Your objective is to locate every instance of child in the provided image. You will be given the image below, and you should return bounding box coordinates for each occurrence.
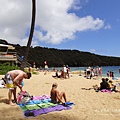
[50,83,68,104]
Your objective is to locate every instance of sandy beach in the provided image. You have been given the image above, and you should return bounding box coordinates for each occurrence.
[0,71,120,120]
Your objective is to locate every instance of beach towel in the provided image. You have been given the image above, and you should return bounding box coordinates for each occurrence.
[65,102,74,106]
[18,95,74,117]
[101,89,112,94]
[23,104,72,117]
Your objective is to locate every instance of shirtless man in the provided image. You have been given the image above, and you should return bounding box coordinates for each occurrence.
[4,70,31,105]
[50,83,68,104]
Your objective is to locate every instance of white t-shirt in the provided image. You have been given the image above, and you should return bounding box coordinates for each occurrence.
[63,67,67,73]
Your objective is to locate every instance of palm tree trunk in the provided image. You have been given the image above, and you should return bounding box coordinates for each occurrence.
[21,0,36,70]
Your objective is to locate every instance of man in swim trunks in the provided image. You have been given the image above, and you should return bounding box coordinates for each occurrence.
[4,70,31,105]
[50,83,68,104]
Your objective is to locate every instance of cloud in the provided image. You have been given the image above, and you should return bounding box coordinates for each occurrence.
[0,0,104,46]
[90,49,96,53]
[104,24,111,29]
[0,0,31,45]
[90,49,107,55]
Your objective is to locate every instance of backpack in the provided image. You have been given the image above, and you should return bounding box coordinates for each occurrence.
[17,91,33,104]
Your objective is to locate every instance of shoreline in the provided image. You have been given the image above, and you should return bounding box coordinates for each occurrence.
[47,66,120,78]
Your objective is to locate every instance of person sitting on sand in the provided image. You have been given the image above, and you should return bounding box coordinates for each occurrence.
[108,80,119,92]
[4,70,32,106]
[50,83,68,104]
[93,78,109,92]
[0,78,6,88]
[99,78,109,90]
[52,70,61,78]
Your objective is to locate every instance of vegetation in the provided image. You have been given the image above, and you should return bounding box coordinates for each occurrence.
[24,67,39,75]
[0,38,120,69]
[15,46,120,68]
[0,63,19,75]
[0,63,38,75]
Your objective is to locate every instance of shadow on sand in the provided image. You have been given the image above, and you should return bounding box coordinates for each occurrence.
[0,96,8,104]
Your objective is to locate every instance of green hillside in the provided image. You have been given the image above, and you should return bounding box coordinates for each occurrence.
[15,46,120,68]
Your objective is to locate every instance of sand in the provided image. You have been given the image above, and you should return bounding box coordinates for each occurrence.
[0,71,120,120]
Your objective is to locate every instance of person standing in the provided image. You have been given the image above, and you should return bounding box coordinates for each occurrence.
[99,66,102,77]
[63,65,67,78]
[44,61,48,70]
[44,61,49,75]
[33,62,36,68]
[4,70,31,106]
[66,65,70,79]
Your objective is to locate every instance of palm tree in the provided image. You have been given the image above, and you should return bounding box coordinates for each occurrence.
[21,0,36,70]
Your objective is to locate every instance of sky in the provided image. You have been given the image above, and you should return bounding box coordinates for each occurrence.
[0,0,120,57]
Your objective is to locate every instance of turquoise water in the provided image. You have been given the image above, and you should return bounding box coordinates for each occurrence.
[50,66,120,78]
[72,66,120,78]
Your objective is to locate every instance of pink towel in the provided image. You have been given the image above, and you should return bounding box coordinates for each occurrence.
[33,95,50,100]
[101,89,112,94]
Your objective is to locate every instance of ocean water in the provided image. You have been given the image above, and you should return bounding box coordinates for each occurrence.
[72,66,120,78]
[50,66,120,78]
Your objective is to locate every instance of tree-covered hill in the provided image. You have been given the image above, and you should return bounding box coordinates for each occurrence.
[15,46,120,68]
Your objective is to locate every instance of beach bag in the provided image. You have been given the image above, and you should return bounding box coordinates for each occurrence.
[17,91,32,104]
